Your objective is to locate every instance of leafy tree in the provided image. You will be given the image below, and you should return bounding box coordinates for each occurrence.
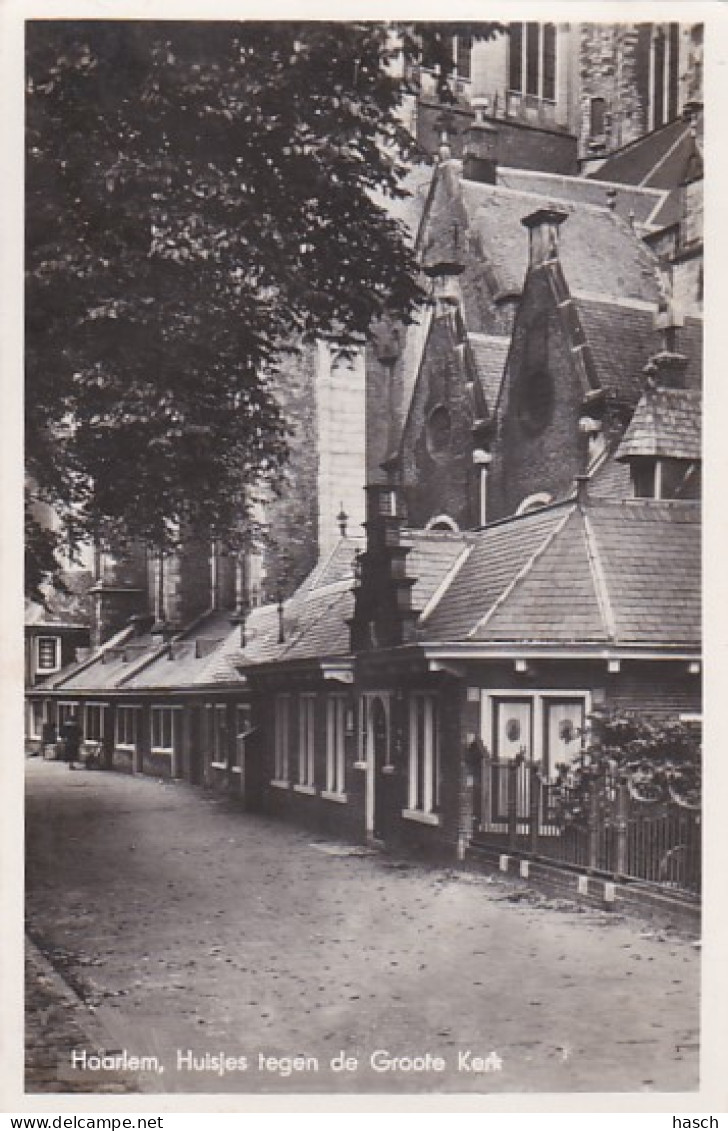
[26,20,500,597]
[552,709,702,816]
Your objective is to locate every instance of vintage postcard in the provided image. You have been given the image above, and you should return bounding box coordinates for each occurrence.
[3,0,727,1118]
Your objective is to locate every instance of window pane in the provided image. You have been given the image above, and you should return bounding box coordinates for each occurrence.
[456,34,472,80]
[542,24,556,101]
[526,23,540,96]
[509,23,523,92]
[545,700,584,778]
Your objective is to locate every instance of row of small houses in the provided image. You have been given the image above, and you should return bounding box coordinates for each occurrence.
[27,486,702,894]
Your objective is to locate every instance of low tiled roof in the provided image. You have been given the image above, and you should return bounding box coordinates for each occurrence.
[421,504,571,641]
[275,585,354,663]
[402,529,476,612]
[587,500,700,645]
[459,181,661,305]
[419,498,700,649]
[466,333,510,412]
[616,387,701,461]
[498,168,665,229]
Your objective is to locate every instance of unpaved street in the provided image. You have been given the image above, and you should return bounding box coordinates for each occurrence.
[25,759,699,1095]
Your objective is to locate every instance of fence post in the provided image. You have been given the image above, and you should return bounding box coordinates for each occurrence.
[587,778,599,873]
[615,778,629,878]
[529,763,540,855]
[507,761,518,850]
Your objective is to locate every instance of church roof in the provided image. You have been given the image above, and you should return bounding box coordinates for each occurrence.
[457,180,661,305]
[587,113,704,232]
[498,168,665,229]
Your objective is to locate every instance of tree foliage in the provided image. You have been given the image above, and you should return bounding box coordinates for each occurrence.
[552,709,702,817]
[26,21,500,596]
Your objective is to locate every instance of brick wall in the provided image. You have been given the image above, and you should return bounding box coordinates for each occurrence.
[398,311,479,530]
[489,268,585,521]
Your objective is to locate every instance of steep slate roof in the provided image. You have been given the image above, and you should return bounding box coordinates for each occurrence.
[418,498,700,649]
[574,300,702,402]
[589,115,702,191]
[459,180,661,304]
[371,165,435,248]
[587,114,704,231]
[498,168,665,229]
[616,387,702,461]
[466,333,510,412]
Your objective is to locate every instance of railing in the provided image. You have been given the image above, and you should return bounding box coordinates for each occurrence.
[475,760,701,896]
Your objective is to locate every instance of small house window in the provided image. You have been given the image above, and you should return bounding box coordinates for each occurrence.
[85,704,104,743]
[297,694,316,789]
[36,636,59,672]
[407,694,439,816]
[274,695,290,783]
[326,695,347,797]
[151,706,175,753]
[116,706,138,749]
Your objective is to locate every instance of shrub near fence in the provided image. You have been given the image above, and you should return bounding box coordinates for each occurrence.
[475,711,702,896]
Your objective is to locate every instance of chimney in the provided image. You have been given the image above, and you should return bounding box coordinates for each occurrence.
[643,351,689,390]
[521,208,569,269]
[462,99,497,184]
[349,484,418,650]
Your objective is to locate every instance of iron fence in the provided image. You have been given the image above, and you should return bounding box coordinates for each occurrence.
[475,760,701,895]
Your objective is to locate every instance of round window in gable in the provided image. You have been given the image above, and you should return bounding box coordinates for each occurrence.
[425,404,452,460]
[516,368,554,436]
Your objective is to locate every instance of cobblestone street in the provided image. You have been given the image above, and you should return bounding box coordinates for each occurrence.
[25,759,700,1096]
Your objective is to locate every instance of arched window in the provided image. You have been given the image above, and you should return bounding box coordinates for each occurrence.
[425,514,460,532]
[516,492,553,516]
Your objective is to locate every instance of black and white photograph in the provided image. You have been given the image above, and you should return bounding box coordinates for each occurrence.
[6,4,725,1114]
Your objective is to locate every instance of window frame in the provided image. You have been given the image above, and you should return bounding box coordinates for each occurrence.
[115,705,140,750]
[508,22,558,104]
[150,705,176,754]
[324,694,347,801]
[295,693,316,793]
[273,693,290,786]
[84,702,106,744]
[28,699,45,740]
[404,692,440,823]
[207,702,229,769]
[36,635,60,674]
